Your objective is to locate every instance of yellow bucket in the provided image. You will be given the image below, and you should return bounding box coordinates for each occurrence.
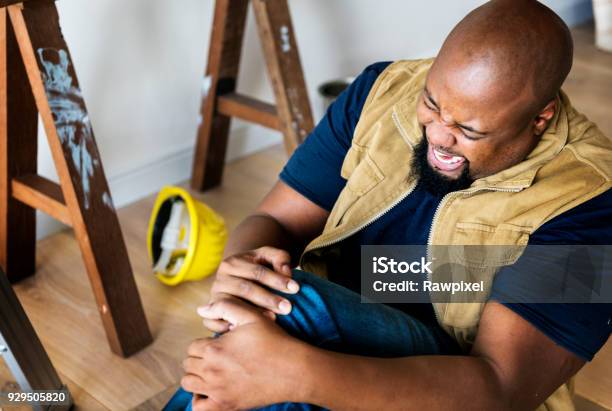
[147,186,227,286]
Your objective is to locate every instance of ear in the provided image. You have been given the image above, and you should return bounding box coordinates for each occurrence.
[533,99,557,136]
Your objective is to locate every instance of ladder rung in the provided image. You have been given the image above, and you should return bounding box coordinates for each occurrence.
[217,93,281,130]
[12,174,72,227]
[0,1,32,7]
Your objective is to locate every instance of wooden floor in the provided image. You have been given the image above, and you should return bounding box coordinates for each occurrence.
[2,22,612,411]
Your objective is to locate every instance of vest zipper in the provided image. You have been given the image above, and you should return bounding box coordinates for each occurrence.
[301,109,418,254]
[306,181,418,251]
[426,185,524,324]
[426,185,525,246]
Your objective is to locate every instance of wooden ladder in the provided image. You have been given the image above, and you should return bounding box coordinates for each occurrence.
[0,268,72,411]
[191,0,314,191]
[0,0,152,357]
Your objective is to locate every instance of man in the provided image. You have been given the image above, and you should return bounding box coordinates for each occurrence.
[167,0,612,409]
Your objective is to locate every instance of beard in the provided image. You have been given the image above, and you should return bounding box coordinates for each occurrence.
[410,136,473,197]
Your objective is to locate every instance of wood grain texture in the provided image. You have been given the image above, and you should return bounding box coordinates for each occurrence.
[12,174,71,226]
[7,0,151,357]
[217,92,280,130]
[251,0,314,154]
[574,394,611,411]
[0,6,37,283]
[191,0,249,191]
[132,384,180,410]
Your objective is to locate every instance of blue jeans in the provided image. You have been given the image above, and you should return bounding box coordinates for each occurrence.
[164,269,460,411]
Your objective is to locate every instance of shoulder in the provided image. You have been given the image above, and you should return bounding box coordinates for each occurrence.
[357,58,434,119]
[365,58,434,96]
[362,61,393,75]
[340,61,393,112]
[531,189,612,244]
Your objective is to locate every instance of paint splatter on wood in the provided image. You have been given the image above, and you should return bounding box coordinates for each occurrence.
[102,192,114,210]
[287,87,306,137]
[201,75,212,98]
[280,25,291,53]
[38,48,96,209]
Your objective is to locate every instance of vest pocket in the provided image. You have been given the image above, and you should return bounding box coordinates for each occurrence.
[455,222,530,244]
[326,151,385,228]
[340,144,364,180]
[345,152,385,196]
[452,222,530,266]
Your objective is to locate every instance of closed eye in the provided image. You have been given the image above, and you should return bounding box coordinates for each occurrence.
[424,99,438,112]
[459,128,485,141]
[462,133,480,141]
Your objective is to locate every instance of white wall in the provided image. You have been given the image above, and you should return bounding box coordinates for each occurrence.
[36,0,593,238]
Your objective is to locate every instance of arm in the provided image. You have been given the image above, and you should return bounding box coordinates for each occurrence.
[203,180,329,332]
[298,301,585,410]
[185,300,584,410]
[223,180,329,262]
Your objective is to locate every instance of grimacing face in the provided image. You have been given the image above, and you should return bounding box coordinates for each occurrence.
[415,62,547,181]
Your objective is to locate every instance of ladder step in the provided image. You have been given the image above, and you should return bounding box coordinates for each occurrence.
[0,1,32,7]
[217,93,281,130]
[12,174,72,227]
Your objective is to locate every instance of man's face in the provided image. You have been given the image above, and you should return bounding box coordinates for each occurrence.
[415,59,541,182]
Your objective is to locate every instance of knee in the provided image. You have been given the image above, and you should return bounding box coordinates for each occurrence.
[271,269,340,347]
[273,270,324,318]
[273,269,336,321]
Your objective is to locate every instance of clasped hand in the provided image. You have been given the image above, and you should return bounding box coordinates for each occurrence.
[181,247,304,410]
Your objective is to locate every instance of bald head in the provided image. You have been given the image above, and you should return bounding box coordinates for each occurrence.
[416,0,575,185]
[436,0,573,115]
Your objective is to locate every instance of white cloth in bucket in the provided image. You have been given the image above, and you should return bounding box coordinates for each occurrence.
[153,200,191,276]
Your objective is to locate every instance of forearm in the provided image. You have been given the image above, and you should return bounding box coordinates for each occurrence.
[298,347,512,411]
[224,213,302,263]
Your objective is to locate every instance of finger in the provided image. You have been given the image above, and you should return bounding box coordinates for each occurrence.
[181,373,207,395]
[210,275,293,314]
[186,337,213,358]
[252,246,292,275]
[192,396,205,411]
[200,294,277,326]
[202,318,231,333]
[201,293,278,320]
[182,356,200,375]
[192,397,206,411]
[263,309,277,321]
[223,257,299,294]
[197,298,263,327]
[194,396,223,411]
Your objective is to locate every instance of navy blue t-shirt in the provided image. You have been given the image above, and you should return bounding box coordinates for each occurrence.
[280,61,612,361]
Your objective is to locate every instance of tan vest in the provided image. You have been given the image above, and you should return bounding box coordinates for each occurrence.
[299,59,612,410]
